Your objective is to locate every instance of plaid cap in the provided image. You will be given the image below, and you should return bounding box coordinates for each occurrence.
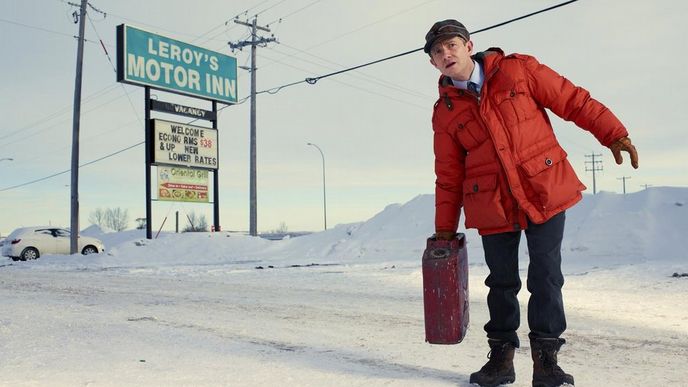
[424,19,470,54]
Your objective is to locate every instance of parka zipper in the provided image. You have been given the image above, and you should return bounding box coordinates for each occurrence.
[474,65,526,231]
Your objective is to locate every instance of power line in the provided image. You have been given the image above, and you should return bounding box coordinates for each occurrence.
[264,0,326,26]
[239,2,444,104]
[100,12,219,41]
[100,0,280,45]
[24,118,140,167]
[206,0,327,52]
[253,0,439,77]
[193,24,238,48]
[85,2,107,18]
[231,0,274,20]
[306,0,440,53]
[0,17,100,44]
[257,0,580,94]
[2,1,579,193]
[254,0,290,18]
[0,84,120,142]
[0,141,144,193]
[0,86,134,153]
[86,11,143,126]
[268,43,434,100]
[304,46,421,86]
[258,50,426,110]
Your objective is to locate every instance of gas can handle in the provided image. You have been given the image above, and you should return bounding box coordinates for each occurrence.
[428,233,466,250]
[429,248,450,259]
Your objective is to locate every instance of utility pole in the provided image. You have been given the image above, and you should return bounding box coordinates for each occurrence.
[617,176,631,195]
[70,0,88,254]
[640,184,652,190]
[584,153,603,194]
[229,17,277,236]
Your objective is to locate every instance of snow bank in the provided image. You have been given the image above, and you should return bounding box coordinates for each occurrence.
[9,187,687,273]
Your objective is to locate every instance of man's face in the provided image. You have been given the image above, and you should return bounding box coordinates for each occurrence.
[429,37,474,81]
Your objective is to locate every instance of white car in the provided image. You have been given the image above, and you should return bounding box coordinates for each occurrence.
[1,227,105,261]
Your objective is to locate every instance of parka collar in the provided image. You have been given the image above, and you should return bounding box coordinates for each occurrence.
[438,47,504,90]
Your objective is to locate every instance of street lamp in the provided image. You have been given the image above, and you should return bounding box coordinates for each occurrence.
[307,142,327,230]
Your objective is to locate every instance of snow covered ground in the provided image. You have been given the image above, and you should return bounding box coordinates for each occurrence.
[1,187,687,386]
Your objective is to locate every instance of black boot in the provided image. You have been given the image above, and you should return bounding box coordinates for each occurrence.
[530,338,574,387]
[469,339,516,387]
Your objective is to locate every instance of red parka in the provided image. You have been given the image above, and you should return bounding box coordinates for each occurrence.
[433,48,628,235]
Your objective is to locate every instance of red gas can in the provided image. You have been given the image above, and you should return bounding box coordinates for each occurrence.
[422,234,469,344]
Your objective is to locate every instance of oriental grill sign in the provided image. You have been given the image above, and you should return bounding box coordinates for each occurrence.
[116,24,238,104]
[157,166,209,203]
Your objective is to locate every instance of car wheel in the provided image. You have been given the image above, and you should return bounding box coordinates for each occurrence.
[82,245,98,255]
[20,247,39,261]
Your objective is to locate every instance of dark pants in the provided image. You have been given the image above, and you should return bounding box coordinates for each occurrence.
[480,212,566,348]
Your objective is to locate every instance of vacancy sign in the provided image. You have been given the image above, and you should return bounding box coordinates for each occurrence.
[153,119,218,169]
[116,24,238,104]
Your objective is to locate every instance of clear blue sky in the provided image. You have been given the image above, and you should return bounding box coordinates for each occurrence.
[1,0,687,236]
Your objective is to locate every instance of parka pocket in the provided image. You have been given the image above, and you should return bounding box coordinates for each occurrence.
[462,174,509,230]
[519,144,582,210]
[493,81,538,123]
[453,111,488,150]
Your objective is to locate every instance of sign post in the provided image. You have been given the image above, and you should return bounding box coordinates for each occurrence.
[212,101,220,230]
[145,87,152,238]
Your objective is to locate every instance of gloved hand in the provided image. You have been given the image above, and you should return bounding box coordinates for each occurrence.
[434,231,457,241]
[610,136,639,169]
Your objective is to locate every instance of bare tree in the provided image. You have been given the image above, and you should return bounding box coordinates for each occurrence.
[106,207,129,231]
[183,211,208,232]
[88,208,107,228]
[274,221,289,234]
[88,207,129,231]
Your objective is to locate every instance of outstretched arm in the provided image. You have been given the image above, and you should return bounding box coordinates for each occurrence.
[522,54,639,168]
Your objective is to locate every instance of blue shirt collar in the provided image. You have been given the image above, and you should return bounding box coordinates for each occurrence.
[451,60,484,90]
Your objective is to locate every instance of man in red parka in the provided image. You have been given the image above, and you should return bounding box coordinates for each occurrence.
[425,20,638,387]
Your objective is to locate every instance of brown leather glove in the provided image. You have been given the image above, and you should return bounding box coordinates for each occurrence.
[610,136,639,169]
[435,231,457,241]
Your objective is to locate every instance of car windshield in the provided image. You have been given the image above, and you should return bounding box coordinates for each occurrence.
[6,229,27,239]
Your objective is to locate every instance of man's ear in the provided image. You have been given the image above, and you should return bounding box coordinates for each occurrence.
[466,40,474,55]
[430,57,437,68]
